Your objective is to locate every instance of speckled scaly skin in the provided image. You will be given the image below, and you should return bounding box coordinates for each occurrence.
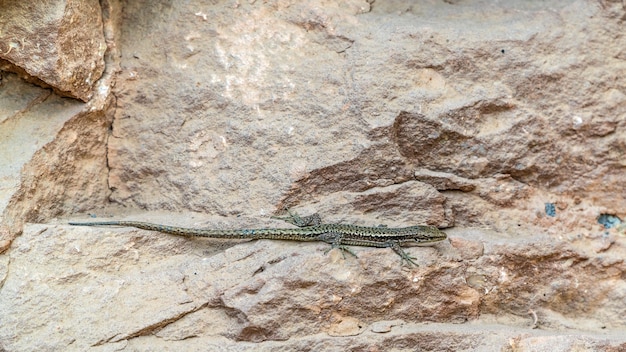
[69,219,447,266]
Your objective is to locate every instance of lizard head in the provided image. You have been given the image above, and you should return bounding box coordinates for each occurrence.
[403,225,447,246]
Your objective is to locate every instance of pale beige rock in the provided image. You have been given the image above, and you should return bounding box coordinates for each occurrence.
[449,236,484,261]
[327,315,365,337]
[0,0,118,246]
[369,319,404,334]
[0,0,106,101]
[414,168,476,192]
[0,73,105,247]
[291,181,448,227]
[0,223,623,350]
[1,0,626,351]
[106,0,626,230]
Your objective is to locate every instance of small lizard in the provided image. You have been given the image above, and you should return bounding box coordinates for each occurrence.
[69,212,447,266]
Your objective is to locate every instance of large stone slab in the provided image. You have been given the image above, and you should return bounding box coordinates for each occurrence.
[0,0,106,101]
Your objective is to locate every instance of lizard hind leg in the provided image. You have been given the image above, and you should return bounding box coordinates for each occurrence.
[323,243,358,259]
[319,232,358,259]
[271,210,322,227]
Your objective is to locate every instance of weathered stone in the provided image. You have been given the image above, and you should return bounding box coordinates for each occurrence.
[0,0,106,101]
[414,169,476,192]
[0,73,106,248]
[0,223,623,350]
[1,0,625,350]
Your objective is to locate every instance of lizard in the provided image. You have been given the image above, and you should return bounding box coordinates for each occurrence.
[69,212,447,266]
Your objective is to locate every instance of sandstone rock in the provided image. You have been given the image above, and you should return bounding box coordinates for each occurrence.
[0,222,623,350]
[0,73,110,249]
[1,0,625,350]
[0,0,106,101]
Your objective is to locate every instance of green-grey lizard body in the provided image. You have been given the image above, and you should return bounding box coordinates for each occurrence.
[69,213,447,266]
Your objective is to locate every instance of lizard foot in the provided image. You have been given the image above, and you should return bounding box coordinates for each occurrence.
[271,209,322,227]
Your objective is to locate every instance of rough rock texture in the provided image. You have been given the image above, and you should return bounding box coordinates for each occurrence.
[105,0,626,226]
[0,222,624,351]
[0,0,119,247]
[0,0,625,351]
[0,0,106,101]
[0,73,109,251]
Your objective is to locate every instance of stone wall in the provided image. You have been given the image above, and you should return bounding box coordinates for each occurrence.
[0,0,624,350]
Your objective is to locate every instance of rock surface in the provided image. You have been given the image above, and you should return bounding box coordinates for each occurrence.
[0,222,624,351]
[0,0,625,351]
[0,0,106,101]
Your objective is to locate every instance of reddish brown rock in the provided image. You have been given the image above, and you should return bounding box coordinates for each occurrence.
[0,0,106,101]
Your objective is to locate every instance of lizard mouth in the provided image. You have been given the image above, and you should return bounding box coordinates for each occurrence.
[403,236,448,247]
